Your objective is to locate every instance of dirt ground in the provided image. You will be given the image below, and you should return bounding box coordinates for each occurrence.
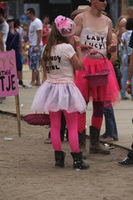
[0,113,133,200]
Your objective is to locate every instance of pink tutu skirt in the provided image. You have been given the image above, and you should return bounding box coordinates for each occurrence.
[74,57,120,106]
[31,81,87,113]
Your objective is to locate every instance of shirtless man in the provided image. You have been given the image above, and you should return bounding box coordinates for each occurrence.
[73,0,119,156]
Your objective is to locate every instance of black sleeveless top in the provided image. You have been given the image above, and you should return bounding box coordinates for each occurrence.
[129,31,133,49]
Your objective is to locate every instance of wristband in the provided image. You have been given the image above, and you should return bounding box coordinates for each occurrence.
[126,81,132,84]
[127,80,132,83]
[76,46,81,49]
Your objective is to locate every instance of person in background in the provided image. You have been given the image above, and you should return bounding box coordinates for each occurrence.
[14,19,24,43]
[101,28,119,142]
[0,7,9,104]
[42,15,50,46]
[100,12,119,142]
[126,31,133,93]
[22,24,29,65]
[31,15,89,170]
[120,18,133,100]
[0,7,9,52]
[116,7,133,90]
[26,8,43,87]
[70,5,91,20]
[119,31,133,166]
[116,6,133,44]
[116,7,133,100]
[14,19,26,65]
[6,15,27,88]
[119,143,133,166]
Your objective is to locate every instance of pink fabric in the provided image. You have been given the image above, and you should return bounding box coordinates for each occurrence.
[91,116,103,130]
[49,110,79,153]
[31,82,87,114]
[91,101,104,130]
[77,101,104,132]
[54,15,76,37]
[77,113,86,133]
[74,57,120,107]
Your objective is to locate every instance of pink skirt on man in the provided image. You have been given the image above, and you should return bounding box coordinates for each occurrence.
[74,57,120,107]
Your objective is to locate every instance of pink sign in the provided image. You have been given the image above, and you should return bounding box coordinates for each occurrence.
[0,50,18,97]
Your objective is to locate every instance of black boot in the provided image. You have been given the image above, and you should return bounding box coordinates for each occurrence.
[78,129,87,159]
[118,151,133,166]
[71,152,90,170]
[18,80,27,88]
[90,126,110,154]
[55,151,66,167]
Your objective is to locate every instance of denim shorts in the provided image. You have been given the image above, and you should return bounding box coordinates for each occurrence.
[28,45,43,70]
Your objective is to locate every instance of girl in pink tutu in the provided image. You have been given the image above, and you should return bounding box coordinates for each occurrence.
[31,15,89,170]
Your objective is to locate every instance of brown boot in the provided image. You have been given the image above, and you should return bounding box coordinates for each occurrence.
[89,126,110,154]
[78,130,88,159]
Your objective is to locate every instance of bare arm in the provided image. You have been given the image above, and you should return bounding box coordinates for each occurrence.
[74,13,93,52]
[107,19,116,53]
[118,19,127,39]
[0,32,4,52]
[70,36,83,71]
[107,19,112,46]
[34,30,42,52]
[110,33,117,65]
[17,30,23,54]
[74,14,83,37]
[43,32,49,37]
[70,52,83,71]
[126,52,133,94]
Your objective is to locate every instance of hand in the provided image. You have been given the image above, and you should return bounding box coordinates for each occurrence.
[81,44,94,52]
[47,31,50,35]
[34,46,39,52]
[89,49,97,55]
[108,43,117,53]
[45,30,50,36]
[87,45,93,51]
[73,36,81,48]
[126,83,132,94]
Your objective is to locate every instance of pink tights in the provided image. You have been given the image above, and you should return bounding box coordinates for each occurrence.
[49,110,79,153]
